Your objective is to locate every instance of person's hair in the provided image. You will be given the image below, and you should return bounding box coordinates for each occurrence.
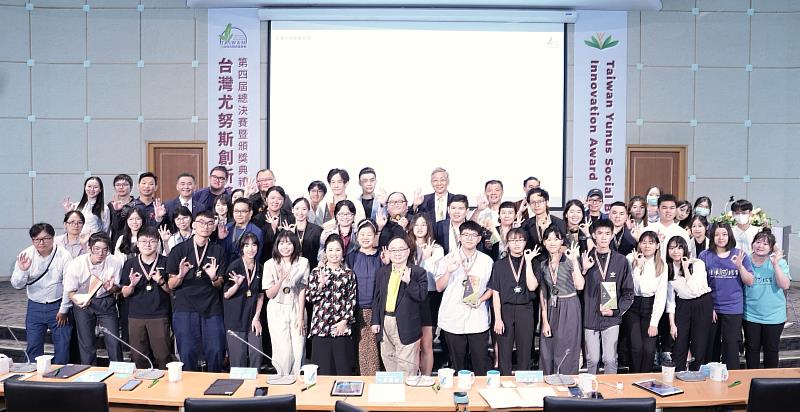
[113,174,133,187]
[265,185,286,201]
[693,196,712,209]
[431,167,448,178]
[214,194,233,220]
[637,231,665,276]
[292,197,311,210]
[590,218,614,234]
[448,194,469,208]
[658,193,677,207]
[665,235,692,281]
[563,199,585,226]
[88,232,112,249]
[358,167,376,179]
[752,228,776,251]
[645,186,662,197]
[609,201,627,210]
[326,168,350,184]
[710,222,736,252]
[484,179,503,190]
[231,188,244,199]
[690,215,709,231]
[334,200,357,220]
[119,207,146,255]
[355,219,377,236]
[173,205,192,222]
[526,187,550,203]
[676,199,692,228]
[138,172,158,185]
[388,235,415,265]
[307,180,327,196]
[196,210,216,221]
[76,176,106,222]
[63,210,85,224]
[541,225,564,247]
[271,230,301,262]
[232,197,252,211]
[137,226,159,241]
[458,220,483,235]
[499,201,516,215]
[176,172,195,183]
[628,196,645,212]
[731,199,753,213]
[210,165,229,178]
[408,213,433,243]
[387,192,407,203]
[523,176,539,187]
[29,223,55,238]
[240,232,262,257]
[323,234,345,255]
[506,227,529,242]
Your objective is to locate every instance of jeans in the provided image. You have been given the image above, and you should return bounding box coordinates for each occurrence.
[25,300,72,365]
[172,312,226,372]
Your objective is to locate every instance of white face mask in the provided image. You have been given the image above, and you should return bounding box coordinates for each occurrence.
[694,207,710,217]
[646,195,659,206]
[735,214,750,225]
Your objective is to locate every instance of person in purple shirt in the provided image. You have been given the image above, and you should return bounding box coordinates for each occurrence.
[699,222,754,370]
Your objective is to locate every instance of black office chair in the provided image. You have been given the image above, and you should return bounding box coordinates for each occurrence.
[4,380,109,412]
[335,400,366,412]
[747,378,800,412]
[544,396,656,411]
[184,394,296,412]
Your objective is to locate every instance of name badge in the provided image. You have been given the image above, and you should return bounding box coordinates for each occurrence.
[283,286,291,294]
[108,361,136,375]
[515,370,544,384]
[376,371,404,384]
[196,270,203,278]
[229,367,258,380]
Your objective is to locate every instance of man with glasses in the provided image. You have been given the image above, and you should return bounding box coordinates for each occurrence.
[120,227,172,369]
[522,188,566,252]
[413,167,455,223]
[64,232,125,365]
[377,192,412,248]
[108,174,134,244]
[194,166,233,214]
[248,169,291,215]
[586,188,608,224]
[434,221,494,374]
[12,223,74,365]
[218,198,263,262]
[167,210,227,372]
[514,176,541,222]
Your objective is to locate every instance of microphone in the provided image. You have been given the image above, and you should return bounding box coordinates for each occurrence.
[98,326,164,380]
[544,348,574,385]
[7,326,36,373]
[227,330,296,385]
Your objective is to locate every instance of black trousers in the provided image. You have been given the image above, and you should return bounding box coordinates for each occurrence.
[743,320,783,369]
[496,303,534,376]
[657,314,674,354]
[311,335,355,376]
[623,296,657,373]
[709,313,743,370]
[672,293,713,371]
[442,329,490,375]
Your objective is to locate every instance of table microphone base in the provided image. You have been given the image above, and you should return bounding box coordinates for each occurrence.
[544,374,575,386]
[268,374,297,385]
[135,369,165,380]
[10,363,37,373]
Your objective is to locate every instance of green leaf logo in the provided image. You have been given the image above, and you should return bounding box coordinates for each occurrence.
[584,32,619,50]
[219,23,234,43]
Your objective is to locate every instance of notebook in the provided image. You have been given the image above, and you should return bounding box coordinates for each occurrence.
[203,378,244,396]
[42,364,90,379]
[73,370,113,383]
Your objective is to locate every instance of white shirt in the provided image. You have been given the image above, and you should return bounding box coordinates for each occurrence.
[732,225,759,255]
[64,254,124,299]
[626,254,668,327]
[666,259,712,313]
[54,233,87,258]
[168,231,193,251]
[642,221,694,257]
[263,257,310,306]
[435,248,493,334]
[74,200,110,236]
[11,246,74,314]
[178,196,193,210]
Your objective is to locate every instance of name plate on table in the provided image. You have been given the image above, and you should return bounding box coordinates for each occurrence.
[376,371,404,384]
[108,361,136,375]
[229,367,258,380]
[515,370,544,384]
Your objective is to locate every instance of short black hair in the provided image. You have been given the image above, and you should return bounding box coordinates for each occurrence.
[292,197,311,209]
[176,172,195,182]
[138,226,159,241]
[63,210,85,224]
[710,222,736,252]
[113,174,133,187]
[523,176,539,187]
[527,187,550,203]
[448,194,469,208]
[271,230,301,262]
[210,165,229,178]
[731,199,753,213]
[485,179,503,190]
[265,185,286,200]
[138,172,158,185]
[29,223,55,238]
[358,167,376,179]
[173,205,192,220]
[233,197,253,211]
[499,201,516,211]
[658,194,677,206]
[327,168,350,184]
[458,220,483,235]
[590,218,614,234]
[609,201,627,210]
[88,232,112,248]
[307,180,327,196]
[506,227,528,242]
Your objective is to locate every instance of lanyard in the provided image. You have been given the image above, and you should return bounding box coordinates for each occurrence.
[594,251,611,280]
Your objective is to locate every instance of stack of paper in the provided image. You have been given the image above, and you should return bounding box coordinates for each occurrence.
[479,387,557,408]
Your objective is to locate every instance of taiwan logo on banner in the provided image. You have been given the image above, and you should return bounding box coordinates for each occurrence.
[572,11,627,211]
[208,9,260,188]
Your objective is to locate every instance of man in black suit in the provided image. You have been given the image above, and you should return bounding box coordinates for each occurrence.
[432,194,470,255]
[165,173,202,228]
[521,188,566,252]
[371,236,427,375]
[412,167,454,223]
[513,176,541,222]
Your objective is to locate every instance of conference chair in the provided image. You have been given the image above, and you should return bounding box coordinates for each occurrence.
[543,396,656,412]
[335,400,366,412]
[184,394,296,412]
[4,380,109,412]
[747,378,800,412]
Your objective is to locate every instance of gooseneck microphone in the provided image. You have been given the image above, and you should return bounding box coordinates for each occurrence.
[227,330,297,385]
[98,326,164,380]
[7,326,36,373]
[544,348,573,385]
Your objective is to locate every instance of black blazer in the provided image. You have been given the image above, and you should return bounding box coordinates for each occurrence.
[253,209,296,264]
[299,222,323,270]
[371,264,427,345]
[433,219,488,256]
[165,197,203,230]
[522,215,566,250]
[415,192,455,222]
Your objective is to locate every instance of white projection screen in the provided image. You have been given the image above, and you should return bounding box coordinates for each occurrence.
[269,20,566,207]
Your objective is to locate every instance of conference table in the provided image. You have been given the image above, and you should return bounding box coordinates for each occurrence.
[1,367,798,411]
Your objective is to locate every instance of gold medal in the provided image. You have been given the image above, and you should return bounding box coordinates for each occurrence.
[246,290,252,297]
[282,286,290,294]
[196,270,203,278]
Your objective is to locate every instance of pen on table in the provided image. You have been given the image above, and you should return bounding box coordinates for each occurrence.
[301,383,316,392]
[148,378,159,388]
[728,380,741,388]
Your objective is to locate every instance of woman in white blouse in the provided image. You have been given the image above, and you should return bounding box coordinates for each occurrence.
[63,176,110,237]
[408,213,444,376]
[625,231,668,373]
[665,235,712,371]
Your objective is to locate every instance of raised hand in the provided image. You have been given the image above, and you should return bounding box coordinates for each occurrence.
[524,246,540,263]
[216,222,229,239]
[62,197,73,213]
[476,192,489,210]
[565,242,580,262]
[770,248,784,266]
[204,257,219,280]
[626,215,635,230]
[512,213,524,229]
[400,267,411,284]
[153,198,166,220]
[421,239,436,260]
[17,253,32,271]
[111,200,125,211]
[413,188,424,208]
[731,249,745,268]
[228,271,245,286]
[153,269,164,285]
[380,246,390,265]
[579,217,591,236]
[446,254,462,273]
[633,252,646,269]
[178,257,194,278]
[375,208,388,230]
[581,251,595,270]
[377,188,388,208]
[129,268,142,286]
[243,177,257,197]
[158,225,171,242]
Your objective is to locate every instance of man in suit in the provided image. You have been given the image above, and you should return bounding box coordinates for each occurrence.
[249,169,292,216]
[377,192,412,248]
[433,194,470,255]
[217,198,264,263]
[513,176,540,222]
[413,167,454,223]
[165,173,201,228]
[521,188,566,252]
[371,236,427,375]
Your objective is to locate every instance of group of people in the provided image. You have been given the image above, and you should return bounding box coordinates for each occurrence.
[11,166,791,378]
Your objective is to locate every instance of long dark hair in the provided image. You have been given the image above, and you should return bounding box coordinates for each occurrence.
[271,230,301,263]
[665,235,692,281]
[77,176,106,223]
[119,207,145,256]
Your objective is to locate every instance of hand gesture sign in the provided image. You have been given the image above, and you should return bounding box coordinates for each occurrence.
[158,225,171,242]
[476,192,489,210]
[565,242,580,262]
[581,251,595,270]
[216,222,229,239]
[178,257,194,278]
[62,197,74,213]
[377,188,388,208]
[111,200,125,211]
[730,249,746,268]
[446,254,462,273]
[129,268,142,286]
[770,248,784,266]
[229,271,245,286]
[152,268,164,286]
[375,208,388,230]
[153,198,166,220]
[421,239,436,260]
[400,267,411,284]
[633,252,646,269]
[524,246,540,264]
[579,217,591,236]
[243,177,257,197]
[413,188,424,208]
[204,257,219,281]
[17,253,32,271]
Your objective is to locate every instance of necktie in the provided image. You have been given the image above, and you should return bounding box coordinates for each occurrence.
[436,196,445,221]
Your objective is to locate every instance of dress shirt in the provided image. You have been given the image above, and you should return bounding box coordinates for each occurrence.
[64,253,124,299]
[74,200,110,236]
[11,246,73,314]
[665,259,712,313]
[54,234,87,258]
[435,249,493,334]
[642,221,694,257]
[626,254,669,327]
[262,257,310,306]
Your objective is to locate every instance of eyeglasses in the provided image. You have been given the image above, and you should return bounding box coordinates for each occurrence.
[388,247,409,254]
[587,198,601,204]
[175,216,190,221]
[460,233,481,239]
[507,238,526,244]
[32,236,53,244]
[256,178,274,183]
[233,209,250,214]
[210,175,227,181]
[530,200,547,206]
[65,221,84,226]
[309,189,324,194]
[196,220,217,228]
[137,239,158,245]
[336,212,354,218]
[387,200,407,206]
[114,183,130,188]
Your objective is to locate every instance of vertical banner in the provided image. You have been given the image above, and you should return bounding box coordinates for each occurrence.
[573,11,627,211]
[208,9,260,188]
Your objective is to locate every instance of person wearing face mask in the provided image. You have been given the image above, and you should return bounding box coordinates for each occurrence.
[731,199,760,255]
[644,186,662,224]
[693,196,712,219]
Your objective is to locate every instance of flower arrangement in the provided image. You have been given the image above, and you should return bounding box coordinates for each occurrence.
[710,207,776,228]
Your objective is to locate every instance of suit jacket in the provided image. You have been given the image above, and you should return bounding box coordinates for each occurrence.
[252,209,295,264]
[298,222,323,270]
[371,264,427,345]
[433,219,487,256]
[165,197,203,230]
[522,214,567,250]
[222,222,264,263]
[415,192,455,222]
[193,187,231,215]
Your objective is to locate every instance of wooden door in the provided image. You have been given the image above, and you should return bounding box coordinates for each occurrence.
[147,142,207,201]
[626,145,687,199]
